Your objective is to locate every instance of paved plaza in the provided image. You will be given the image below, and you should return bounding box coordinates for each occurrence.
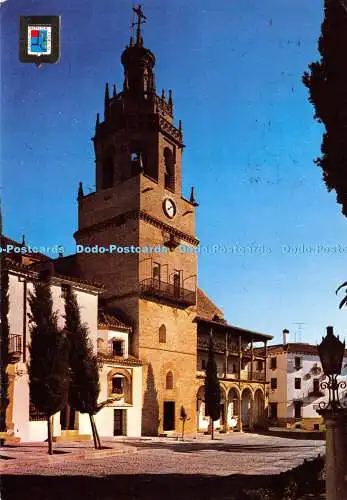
[1,433,325,499]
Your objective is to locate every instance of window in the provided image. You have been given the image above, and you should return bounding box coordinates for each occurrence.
[271,378,277,389]
[61,284,70,299]
[295,357,302,370]
[166,371,174,390]
[270,357,277,369]
[256,360,263,371]
[112,340,123,357]
[232,363,237,373]
[153,262,161,282]
[159,324,166,343]
[313,378,320,393]
[130,141,147,177]
[269,403,278,419]
[201,359,206,370]
[164,147,175,191]
[294,400,302,419]
[294,378,301,390]
[173,270,181,297]
[112,376,124,394]
[102,150,114,189]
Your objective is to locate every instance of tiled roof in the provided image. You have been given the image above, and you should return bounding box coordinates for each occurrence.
[258,342,347,356]
[0,235,51,262]
[196,316,272,341]
[197,288,224,320]
[97,353,142,366]
[3,256,37,276]
[55,272,104,290]
[98,311,132,331]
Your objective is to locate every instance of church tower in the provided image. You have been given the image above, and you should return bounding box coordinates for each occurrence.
[75,6,199,435]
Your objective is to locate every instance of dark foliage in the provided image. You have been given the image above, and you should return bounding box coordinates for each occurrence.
[64,286,100,415]
[204,334,220,438]
[0,268,10,431]
[142,363,160,435]
[28,279,70,416]
[303,0,347,216]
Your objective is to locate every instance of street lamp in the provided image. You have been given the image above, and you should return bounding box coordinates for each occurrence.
[317,326,347,411]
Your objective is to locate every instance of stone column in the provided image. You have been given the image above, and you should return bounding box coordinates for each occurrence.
[237,398,243,432]
[318,408,347,500]
[250,339,254,381]
[249,397,254,432]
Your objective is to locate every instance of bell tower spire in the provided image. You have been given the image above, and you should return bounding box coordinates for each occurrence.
[132,4,147,46]
[121,5,155,98]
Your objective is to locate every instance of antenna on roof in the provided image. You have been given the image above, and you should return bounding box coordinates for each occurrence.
[293,322,307,343]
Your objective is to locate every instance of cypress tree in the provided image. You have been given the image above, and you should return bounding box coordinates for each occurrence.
[0,266,10,433]
[64,286,101,449]
[179,405,190,441]
[204,331,220,440]
[303,0,347,216]
[28,277,70,455]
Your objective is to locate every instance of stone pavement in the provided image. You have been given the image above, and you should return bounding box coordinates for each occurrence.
[1,433,326,499]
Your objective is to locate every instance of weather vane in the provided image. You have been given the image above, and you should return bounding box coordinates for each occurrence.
[131,4,147,44]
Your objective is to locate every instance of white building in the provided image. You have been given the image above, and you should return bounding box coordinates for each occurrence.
[4,242,142,442]
[258,329,347,430]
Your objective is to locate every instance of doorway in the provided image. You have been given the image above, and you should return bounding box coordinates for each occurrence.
[163,401,175,431]
[60,405,77,430]
[114,409,126,436]
[219,403,225,427]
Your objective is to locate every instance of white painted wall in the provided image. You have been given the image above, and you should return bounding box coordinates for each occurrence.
[97,329,130,358]
[8,271,101,442]
[94,358,142,437]
[286,353,347,418]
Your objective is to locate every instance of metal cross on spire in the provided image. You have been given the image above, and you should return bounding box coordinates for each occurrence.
[132,4,147,45]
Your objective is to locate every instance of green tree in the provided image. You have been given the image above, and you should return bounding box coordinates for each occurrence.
[303,0,347,216]
[64,286,102,449]
[204,331,220,440]
[142,363,160,436]
[28,277,70,455]
[0,267,10,433]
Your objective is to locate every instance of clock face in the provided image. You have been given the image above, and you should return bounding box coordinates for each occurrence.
[163,198,176,219]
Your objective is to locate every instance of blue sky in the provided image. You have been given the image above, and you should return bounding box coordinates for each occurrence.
[2,0,347,345]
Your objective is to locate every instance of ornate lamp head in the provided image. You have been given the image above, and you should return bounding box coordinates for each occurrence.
[317,326,347,411]
[318,326,345,375]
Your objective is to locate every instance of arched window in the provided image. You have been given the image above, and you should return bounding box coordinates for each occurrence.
[166,371,174,390]
[130,140,147,176]
[164,147,175,191]
[102,149,114,189]
[112,375,124,394]
[159,324,166,343]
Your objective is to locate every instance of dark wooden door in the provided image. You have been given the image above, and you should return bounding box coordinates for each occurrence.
[114,409,124,436]
[163,401,175,431]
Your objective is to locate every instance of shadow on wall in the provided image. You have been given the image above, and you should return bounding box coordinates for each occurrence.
[142,363,160,436]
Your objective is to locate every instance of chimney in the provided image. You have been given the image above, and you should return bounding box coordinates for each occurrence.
[283,328,289,345]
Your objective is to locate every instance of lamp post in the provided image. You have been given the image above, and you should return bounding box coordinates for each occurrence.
[317,326,347,500]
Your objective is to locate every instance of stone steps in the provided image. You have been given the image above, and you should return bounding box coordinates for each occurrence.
[53,430,92,442]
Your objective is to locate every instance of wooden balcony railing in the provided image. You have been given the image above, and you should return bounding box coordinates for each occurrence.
[139,278,196,307]
[251,371,267,381]
[197,370,267,382]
